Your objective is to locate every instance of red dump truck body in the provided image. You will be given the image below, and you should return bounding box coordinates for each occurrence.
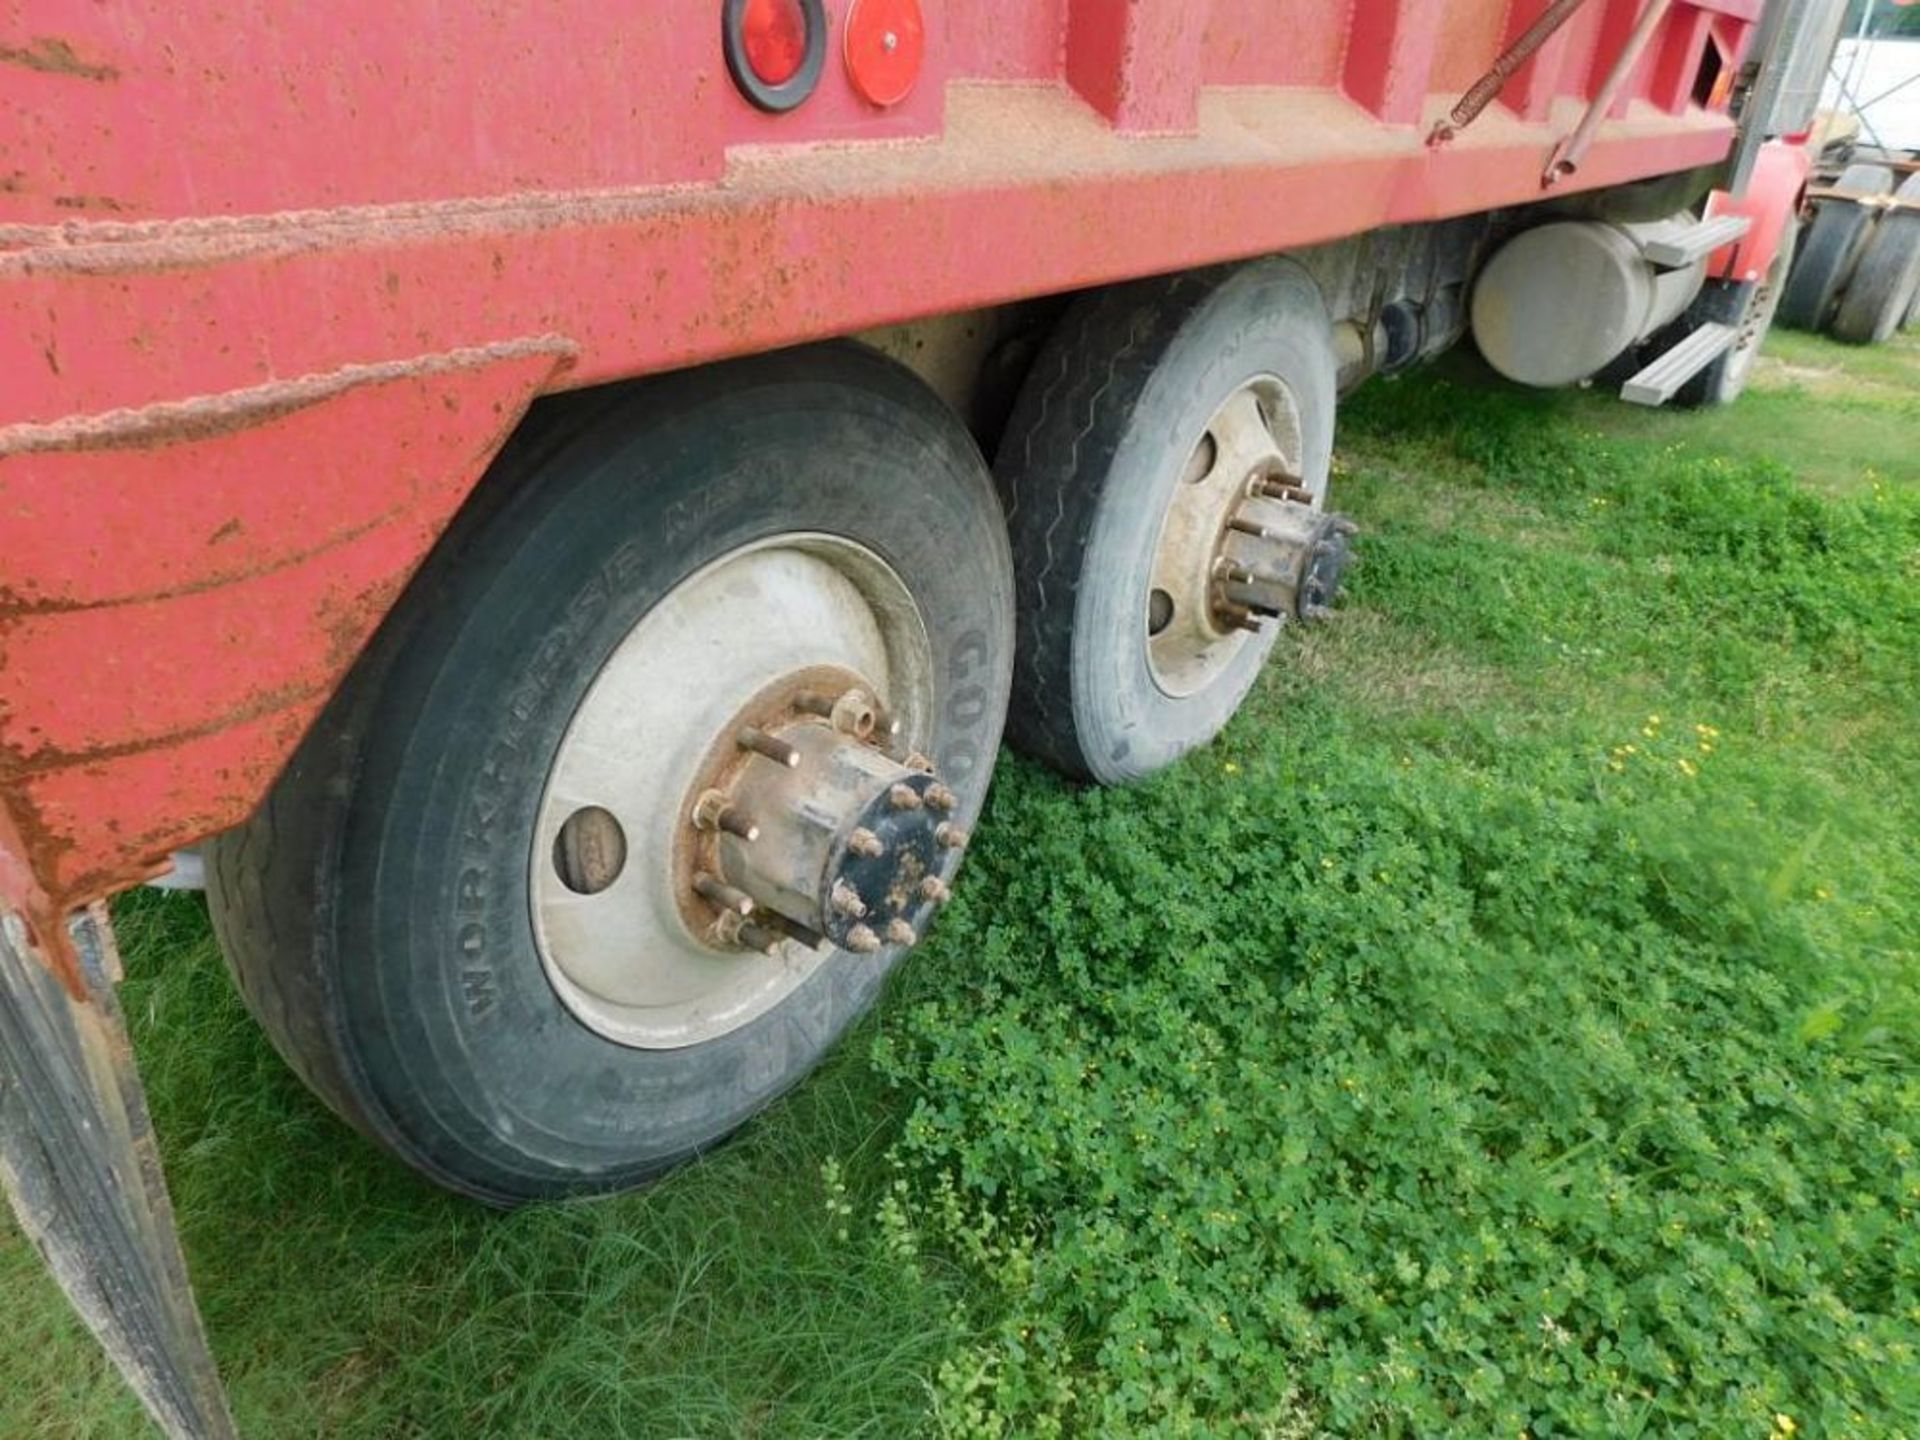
[0,0,1766,953]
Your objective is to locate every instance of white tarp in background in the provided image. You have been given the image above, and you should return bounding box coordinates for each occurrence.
[1824,37,1920,151]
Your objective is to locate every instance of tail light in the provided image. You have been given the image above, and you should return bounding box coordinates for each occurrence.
[724,0,827,112]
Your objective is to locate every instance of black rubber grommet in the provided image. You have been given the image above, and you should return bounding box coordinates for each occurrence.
[723,0,829,114]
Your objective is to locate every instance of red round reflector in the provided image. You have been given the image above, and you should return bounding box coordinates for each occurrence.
[723,0,826,113]
[742,0,807,86]
[845,0,925,108]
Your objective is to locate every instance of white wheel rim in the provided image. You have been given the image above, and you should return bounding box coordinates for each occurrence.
[529,535,934,1049]
[1145,374,1311,698]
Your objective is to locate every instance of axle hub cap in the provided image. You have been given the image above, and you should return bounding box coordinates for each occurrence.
[684,683,961,956]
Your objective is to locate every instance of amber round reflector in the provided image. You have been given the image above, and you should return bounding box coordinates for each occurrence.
[724,0,827,112]
[845,0,925,108]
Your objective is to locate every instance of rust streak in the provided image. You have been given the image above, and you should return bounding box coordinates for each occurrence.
[0,683,327,780]
[52,194,128,213]
[0,35,119,82]
[0,335,577,457]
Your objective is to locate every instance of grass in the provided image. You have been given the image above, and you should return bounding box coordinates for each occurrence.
[4,330,1916,1438]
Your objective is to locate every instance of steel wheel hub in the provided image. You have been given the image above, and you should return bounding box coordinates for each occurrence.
[1145,375,1355,698]
[529,535,956,1050]
[681,677,964,957]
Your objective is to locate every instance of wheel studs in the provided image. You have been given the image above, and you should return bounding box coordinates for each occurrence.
[1253,477,1312,504]
[888,783,923,812]
[694,789,761,842]
[846,924,882,954]
[847,827,886,858]
[736,922,784,954]
[920,876,952,904]
[925,783,958,813]
[694,873,754,916]
[935,823,969,850]
[738,727,801,768]
[770,916,828,950]
[885,919,917,946]
[1221,582,1284,616]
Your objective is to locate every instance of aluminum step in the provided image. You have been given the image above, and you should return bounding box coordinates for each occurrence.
[1640,214,1752,268]
[1620,322,1738,406]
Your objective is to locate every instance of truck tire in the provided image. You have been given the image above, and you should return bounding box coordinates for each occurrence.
[995,260,1340,784]
[1674,219,1798,408]
[1830,172,1920,346]
[1778,163,1895,332]
[207,345,1013,1204]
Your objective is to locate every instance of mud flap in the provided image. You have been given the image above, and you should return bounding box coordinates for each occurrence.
[0,905,235,1439]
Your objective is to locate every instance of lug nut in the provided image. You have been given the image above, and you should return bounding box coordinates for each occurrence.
[919,876,952,904]
[925,783,958,813]
[694,873,755,916]
[845,924,882,954]
[888,783,923,811]
[935,823,969,850]
[831,880,868,919]
[847,827,886,859]
[831,689,878,739]
[1228,517,1275,540]
[798,687,881,740]
[902,751,935,773]
[693,789,761,842]
[738,727,801,768]
[707,911,747,947]
[1215,560,1256,585]
[885,919,917,946]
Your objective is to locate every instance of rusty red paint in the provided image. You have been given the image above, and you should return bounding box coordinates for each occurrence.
[0,1,1760,954]
[0,340,574,932]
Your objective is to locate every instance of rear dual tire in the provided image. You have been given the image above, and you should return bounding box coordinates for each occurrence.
[1831,172,1920,346]
[209,347,1013,1204]
[994,261,1339,784]
[1779,163,1895,333]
